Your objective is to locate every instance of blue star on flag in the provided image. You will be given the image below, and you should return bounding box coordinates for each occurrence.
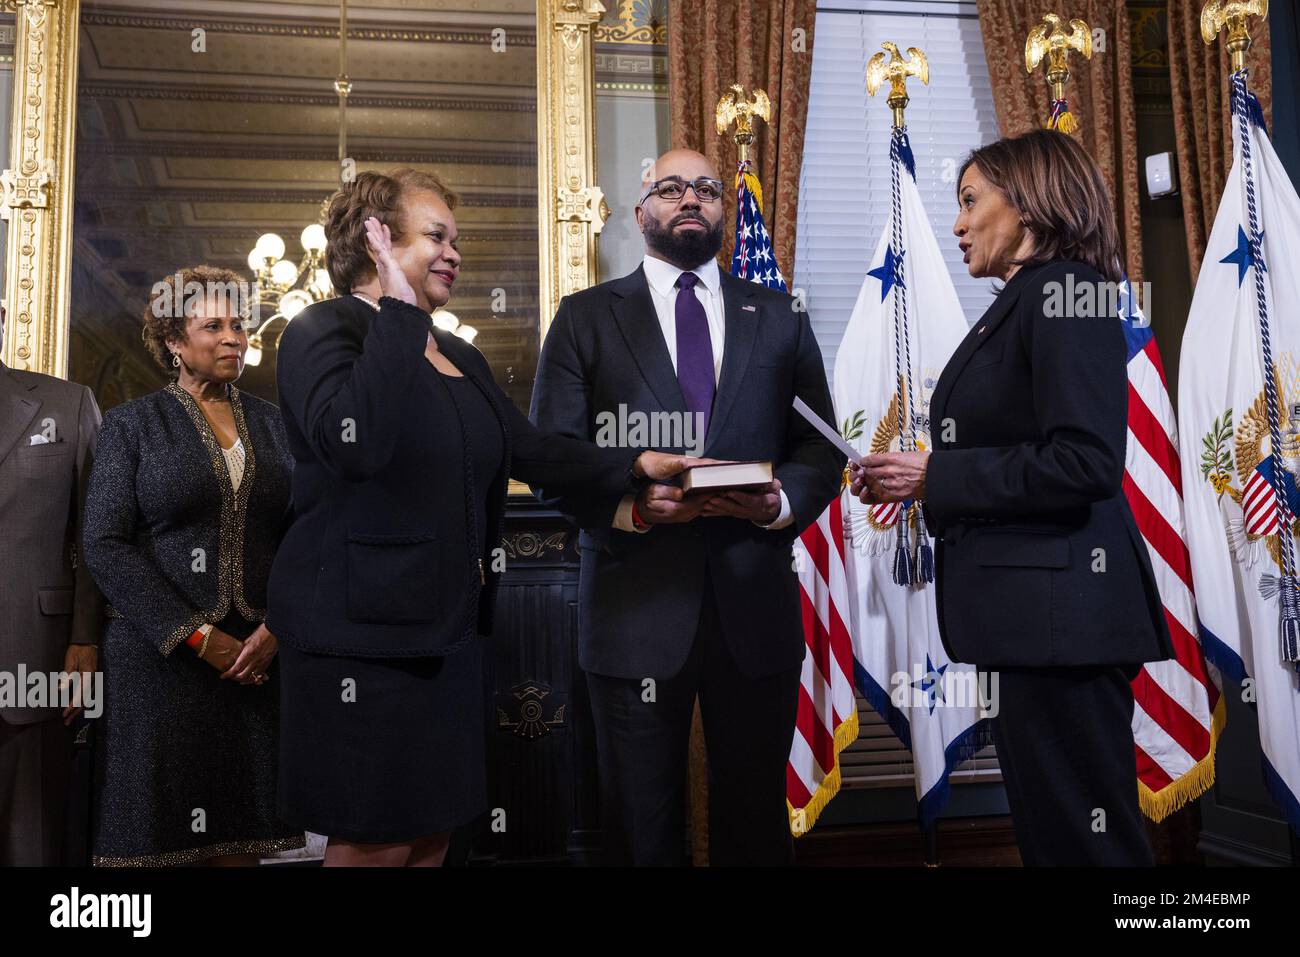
[869,244,906,302]
[1220,225,1266,286]
[912,654,949,715]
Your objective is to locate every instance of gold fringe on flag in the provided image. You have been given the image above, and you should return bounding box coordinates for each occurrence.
[787,707,860,838]
[1137,692,1227,822]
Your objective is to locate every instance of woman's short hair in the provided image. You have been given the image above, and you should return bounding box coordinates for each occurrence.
[323,167,458,293]
[141,264,245,376]
[957,129,1123,282]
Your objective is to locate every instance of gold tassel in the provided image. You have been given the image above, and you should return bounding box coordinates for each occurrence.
[1045,110,1080,134]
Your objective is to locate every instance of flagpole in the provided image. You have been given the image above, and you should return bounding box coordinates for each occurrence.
[867,42,933,587]
[1203,1,1299,663]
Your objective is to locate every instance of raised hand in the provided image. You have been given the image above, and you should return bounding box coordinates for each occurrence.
[363,216,417,306]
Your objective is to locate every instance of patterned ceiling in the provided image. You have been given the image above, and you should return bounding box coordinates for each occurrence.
[72,0,542,407]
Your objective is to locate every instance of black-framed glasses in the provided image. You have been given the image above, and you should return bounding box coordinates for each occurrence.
[639,177,725,204]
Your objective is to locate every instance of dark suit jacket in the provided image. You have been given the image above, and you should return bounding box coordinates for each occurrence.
[530,265,843,680]
[268,295,641,658]
[83,383,292,656]
[0,362,103,725]
[924,259,1173,668]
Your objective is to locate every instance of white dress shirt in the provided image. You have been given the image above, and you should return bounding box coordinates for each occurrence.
[612,254,793,532]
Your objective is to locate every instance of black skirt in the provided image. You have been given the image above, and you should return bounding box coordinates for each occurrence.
[276,638,488,843]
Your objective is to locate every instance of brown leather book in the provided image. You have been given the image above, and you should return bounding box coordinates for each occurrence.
[680,460,773,493]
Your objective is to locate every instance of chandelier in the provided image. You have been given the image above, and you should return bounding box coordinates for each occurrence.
[243,0,478,364]
[244,1,351,366]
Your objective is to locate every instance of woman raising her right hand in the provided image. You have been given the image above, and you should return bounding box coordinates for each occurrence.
[268,167,694,866]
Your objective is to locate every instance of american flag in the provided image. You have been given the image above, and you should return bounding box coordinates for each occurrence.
[1242,455,1298,536]
[726,159,859,834]
[1119,287,1225,819]
[731,159,787,288]
[1044,100,1224,821]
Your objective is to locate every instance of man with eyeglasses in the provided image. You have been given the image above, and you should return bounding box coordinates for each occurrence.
[529,149,842,865]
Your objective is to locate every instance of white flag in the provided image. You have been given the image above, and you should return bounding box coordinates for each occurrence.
[1177,76,1300,830]
[834,134,987,822]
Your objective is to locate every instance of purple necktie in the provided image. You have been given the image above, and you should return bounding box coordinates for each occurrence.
[674,271,715,439]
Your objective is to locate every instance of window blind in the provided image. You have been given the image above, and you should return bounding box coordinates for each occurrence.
[795,0,1002,382]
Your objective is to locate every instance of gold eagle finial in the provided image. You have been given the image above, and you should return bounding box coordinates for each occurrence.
[866,42,929,128]
[715,85,773,164]
[1024,14,1092,132]
[1201,0,1268,72]
[1025,14,1092,75]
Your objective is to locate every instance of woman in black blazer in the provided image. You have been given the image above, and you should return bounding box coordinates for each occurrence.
[268,168,690,866]
[851,130,1173,865]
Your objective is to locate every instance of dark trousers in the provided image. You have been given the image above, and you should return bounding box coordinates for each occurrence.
[990,664,1153,866]
[585,584,802,866]
[0,716,74,866]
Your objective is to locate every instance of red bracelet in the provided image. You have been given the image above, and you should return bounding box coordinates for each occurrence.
[185,629,205,649]
[631,502,650,530]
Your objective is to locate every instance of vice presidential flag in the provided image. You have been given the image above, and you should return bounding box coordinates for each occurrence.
[833,128,985,823]
[1178,72,1300,830]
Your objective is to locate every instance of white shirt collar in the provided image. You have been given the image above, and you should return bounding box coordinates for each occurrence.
[642,254,721,297]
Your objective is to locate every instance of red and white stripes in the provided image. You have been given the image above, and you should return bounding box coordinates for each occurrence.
[1125,333,1224,819]
[787,493,860,834]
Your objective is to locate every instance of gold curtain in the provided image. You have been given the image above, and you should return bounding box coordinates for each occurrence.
[667,0,817,280]
[974,1,1144,283]
[1167,0,1272,282]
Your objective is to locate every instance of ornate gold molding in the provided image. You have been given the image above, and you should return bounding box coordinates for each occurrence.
[595,0,667,46]
[536,0,606,340]
[1,0,80,376]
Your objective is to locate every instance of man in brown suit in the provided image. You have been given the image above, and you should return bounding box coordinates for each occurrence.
[0,307,104,865]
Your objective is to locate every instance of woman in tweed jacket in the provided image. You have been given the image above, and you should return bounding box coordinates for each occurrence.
[83,266,303,865]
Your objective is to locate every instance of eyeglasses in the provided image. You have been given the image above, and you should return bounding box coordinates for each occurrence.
[639,177,725,204]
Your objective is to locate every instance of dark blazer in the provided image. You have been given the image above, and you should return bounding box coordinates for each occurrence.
[924,259,1173,668]
[530,265,844,680]
[83,383,291,654]
[0,362,103,724]
[268,295,641,658]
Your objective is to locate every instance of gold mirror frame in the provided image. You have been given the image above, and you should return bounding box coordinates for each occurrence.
[0,0,604,377]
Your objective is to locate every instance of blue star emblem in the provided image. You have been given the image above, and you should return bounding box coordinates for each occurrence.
[1220,225,1266,286]
[912,654,948,715]
[868,244,906,302]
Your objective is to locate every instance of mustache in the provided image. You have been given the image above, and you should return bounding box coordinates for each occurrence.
[671,213,708,227]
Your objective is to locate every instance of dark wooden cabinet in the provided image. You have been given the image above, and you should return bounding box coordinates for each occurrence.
[468,496,600,865]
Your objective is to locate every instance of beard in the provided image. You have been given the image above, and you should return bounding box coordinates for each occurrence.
[642,209,725,268]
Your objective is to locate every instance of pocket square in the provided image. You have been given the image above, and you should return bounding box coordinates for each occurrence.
[29,434,51,445]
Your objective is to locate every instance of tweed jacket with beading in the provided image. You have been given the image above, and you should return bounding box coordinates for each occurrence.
[82,383,292,655]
